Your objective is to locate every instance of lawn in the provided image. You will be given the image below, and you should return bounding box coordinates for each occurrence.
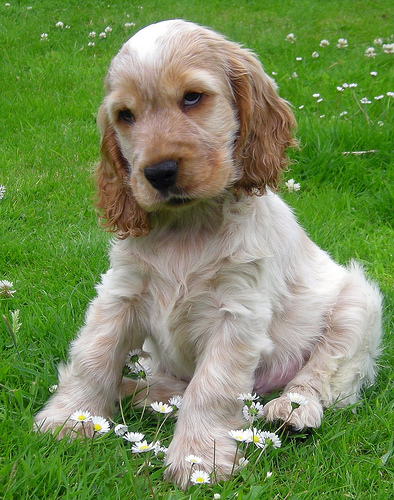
[0,0,393,498]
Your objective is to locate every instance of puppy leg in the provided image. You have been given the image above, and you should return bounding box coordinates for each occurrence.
[264,265,382,429]
[164,290,274,488]
[34,272,145,437]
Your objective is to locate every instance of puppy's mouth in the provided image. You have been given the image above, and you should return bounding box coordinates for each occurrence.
[158,186,195,208]
[165,196,194,207]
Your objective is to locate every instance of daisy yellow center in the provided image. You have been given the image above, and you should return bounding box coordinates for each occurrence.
[93,424,102,431]
[253,435,259,443]
[77,415,86,421]
[195,477,204,483]
[140,445,149,450]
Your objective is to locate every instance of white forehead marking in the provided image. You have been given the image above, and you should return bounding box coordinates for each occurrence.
[124,19,194,62]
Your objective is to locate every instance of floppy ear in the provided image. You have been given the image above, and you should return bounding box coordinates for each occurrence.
[95,105,151,238]
[228,47,297,195]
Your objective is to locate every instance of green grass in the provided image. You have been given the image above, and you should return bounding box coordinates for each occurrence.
[0,0,393,498]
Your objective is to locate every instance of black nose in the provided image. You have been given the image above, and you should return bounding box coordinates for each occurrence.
[144,160,178,192]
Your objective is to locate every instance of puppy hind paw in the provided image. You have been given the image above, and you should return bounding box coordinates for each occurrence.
[264,394,323,430]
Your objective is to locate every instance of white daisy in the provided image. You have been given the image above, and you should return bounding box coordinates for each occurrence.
[287,392,309,407]
[125,349,143,364]
[70,410,91,422]
[237,393,259,403]
[237,457,249,470]
[150,401,173,414]
[127,358,152,380]
[131,440,155,453]
[91,416,110,434]
[190,470,210,484]
[123,431,145,443]
[258,431,282,449]
[154,442,168,459]
[245,428,266,448]
[168,395,183,410]
[242,402,265,422]
[247,429,281,449]
[128,365,150,379]
[185,454,203,464]
[114,424,128,436]
[228,429,253,443]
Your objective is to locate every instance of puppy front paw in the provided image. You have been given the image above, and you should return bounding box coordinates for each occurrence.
[34,406,97,439]
[264,392,323,430]
[164,431,240,489]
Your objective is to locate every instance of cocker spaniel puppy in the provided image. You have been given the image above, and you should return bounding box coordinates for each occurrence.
[35,20,382,488]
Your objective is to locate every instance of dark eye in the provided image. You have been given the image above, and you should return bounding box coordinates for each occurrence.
[183,92,203,108]
[118,109,135,124]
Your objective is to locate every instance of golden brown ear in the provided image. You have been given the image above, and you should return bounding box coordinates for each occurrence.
[228,48,297,195]
[95,105,151,238]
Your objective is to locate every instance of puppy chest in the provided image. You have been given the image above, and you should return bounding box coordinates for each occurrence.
[144,278,200,379]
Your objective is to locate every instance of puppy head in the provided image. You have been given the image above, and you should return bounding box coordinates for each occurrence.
[96,20,296,237]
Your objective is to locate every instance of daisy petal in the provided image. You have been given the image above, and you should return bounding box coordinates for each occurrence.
[70,410,91,422]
